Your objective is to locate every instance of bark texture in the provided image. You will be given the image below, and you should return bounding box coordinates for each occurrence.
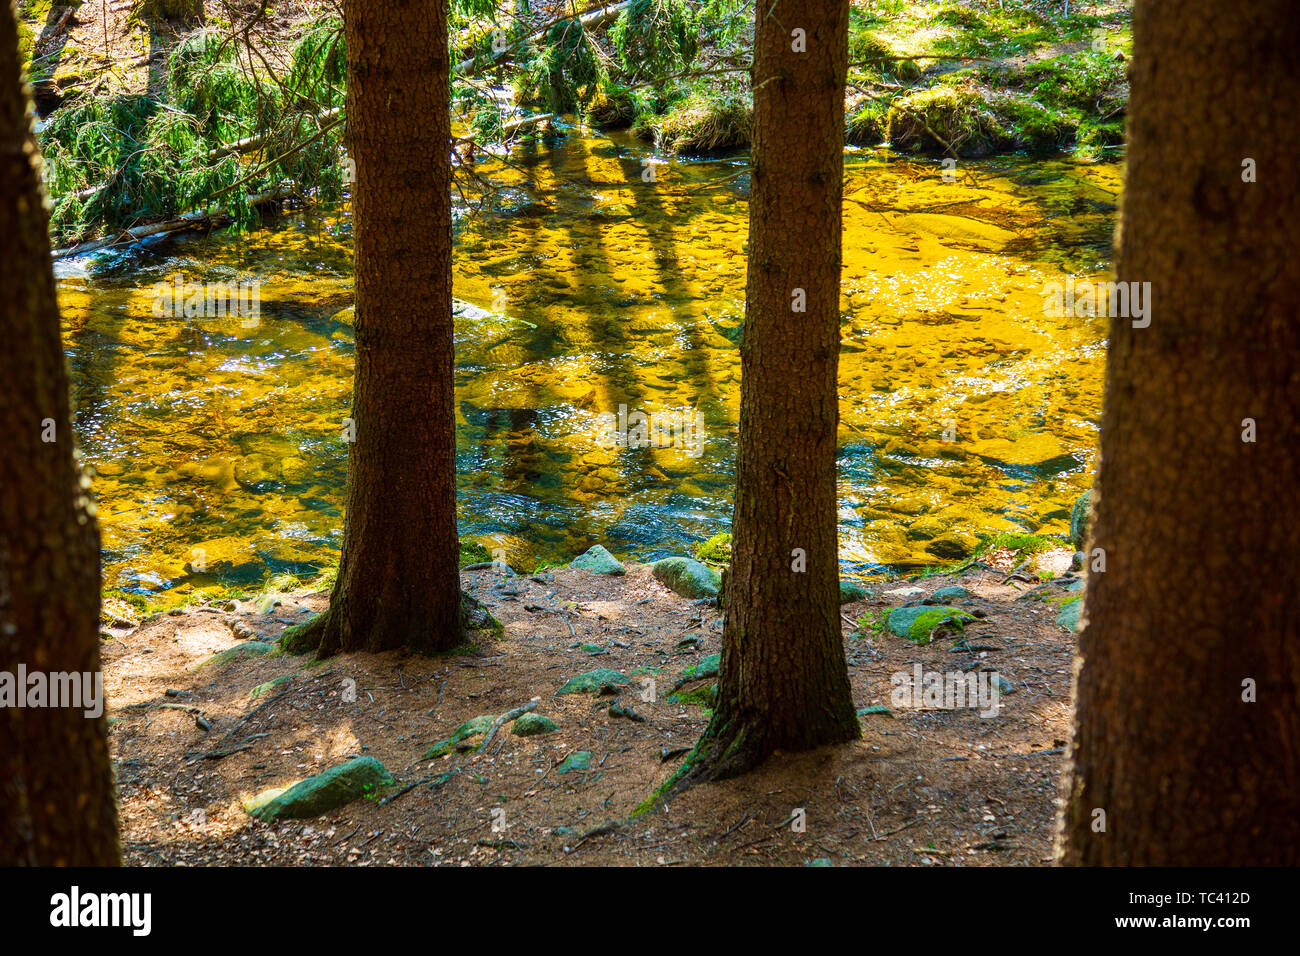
[1059,0,1300,865]
[300,0,464,656]
[0,0,119,865]
[673,0,859,788]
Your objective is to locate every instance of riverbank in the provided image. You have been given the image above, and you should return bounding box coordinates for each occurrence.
[23,0,1131,245]
[103,532,1085,866]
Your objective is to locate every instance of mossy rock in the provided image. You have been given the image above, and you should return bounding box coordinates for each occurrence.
[1070,490,1093,550]
[667,682,717,708]
[458,540,493,568]
[654,90,752,154]
[245,756,393,822]
[421,714,496,759]
[569,544,626,576]
[461,593,502,636]
[671,653,720,690]
[249,675,293,699]
[557,668,631,695]
[886,606,974,644]
[928,585,972,603]
[650,557,721,600]
[556,751,591,774]
[839,580,869,604]
[1056,596,1084,633]
[887,84,1009,156]
[512,713,559,736]
[197,640,274,668]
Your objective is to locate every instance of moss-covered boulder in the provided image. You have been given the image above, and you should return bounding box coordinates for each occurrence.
[556,668,631,695]
[1056,596,1084,633]
[650,557,722,600]
[245,756,393,822]
[569,545,626,576]
[421,714,496,759]
[886,606,974,644]
[1070,490,1093,550]
[249,675,292,699]
[839,580,869,604]
[197,640,274,668]
[512,713,559,736]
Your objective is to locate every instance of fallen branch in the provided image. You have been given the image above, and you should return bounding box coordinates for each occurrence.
[50,186,295,259]
[476,698,540,754]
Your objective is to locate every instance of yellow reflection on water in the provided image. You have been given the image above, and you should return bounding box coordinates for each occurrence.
[58,127,1117,599]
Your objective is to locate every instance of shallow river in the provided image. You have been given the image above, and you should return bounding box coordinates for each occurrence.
[55,126,1119,599]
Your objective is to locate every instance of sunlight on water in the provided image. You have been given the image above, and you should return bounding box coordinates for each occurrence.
[56,125,1118,600]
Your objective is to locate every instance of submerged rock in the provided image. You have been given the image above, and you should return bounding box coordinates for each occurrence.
[925,531,978,561]
[569,544,626,576]
[650,557,721,599]
[245,756,393,821]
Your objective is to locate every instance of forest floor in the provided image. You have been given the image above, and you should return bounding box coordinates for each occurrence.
[103,548,1083,866]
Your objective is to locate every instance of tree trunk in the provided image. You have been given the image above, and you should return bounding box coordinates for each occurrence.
[292,0,465,656]
[0,0,119,865]
[1059,0,1300,865]
[671,0,858,788]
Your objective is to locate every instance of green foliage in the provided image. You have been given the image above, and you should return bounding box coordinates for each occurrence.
[691,531,732,564]
[523,18,607,114]
[610,0,699,79]
[38,17,351,243]
[653,83,751,153]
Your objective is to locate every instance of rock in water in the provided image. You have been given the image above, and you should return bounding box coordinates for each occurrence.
[569,545,626,576]
[650,557,722,599]
[245,756,393,821]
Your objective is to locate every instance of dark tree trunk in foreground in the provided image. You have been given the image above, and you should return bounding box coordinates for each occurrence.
[1059,0,1300,864]
[671,0,858,788]
[0,0,118,865]
[290,0,466,656]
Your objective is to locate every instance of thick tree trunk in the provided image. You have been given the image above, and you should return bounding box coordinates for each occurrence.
[1059,0,1300,865]
[296,0,464,656]
[672,0,859,788]
[0,0,119,865]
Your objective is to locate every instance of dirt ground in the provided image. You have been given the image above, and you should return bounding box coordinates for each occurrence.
[102,549,1082,867]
